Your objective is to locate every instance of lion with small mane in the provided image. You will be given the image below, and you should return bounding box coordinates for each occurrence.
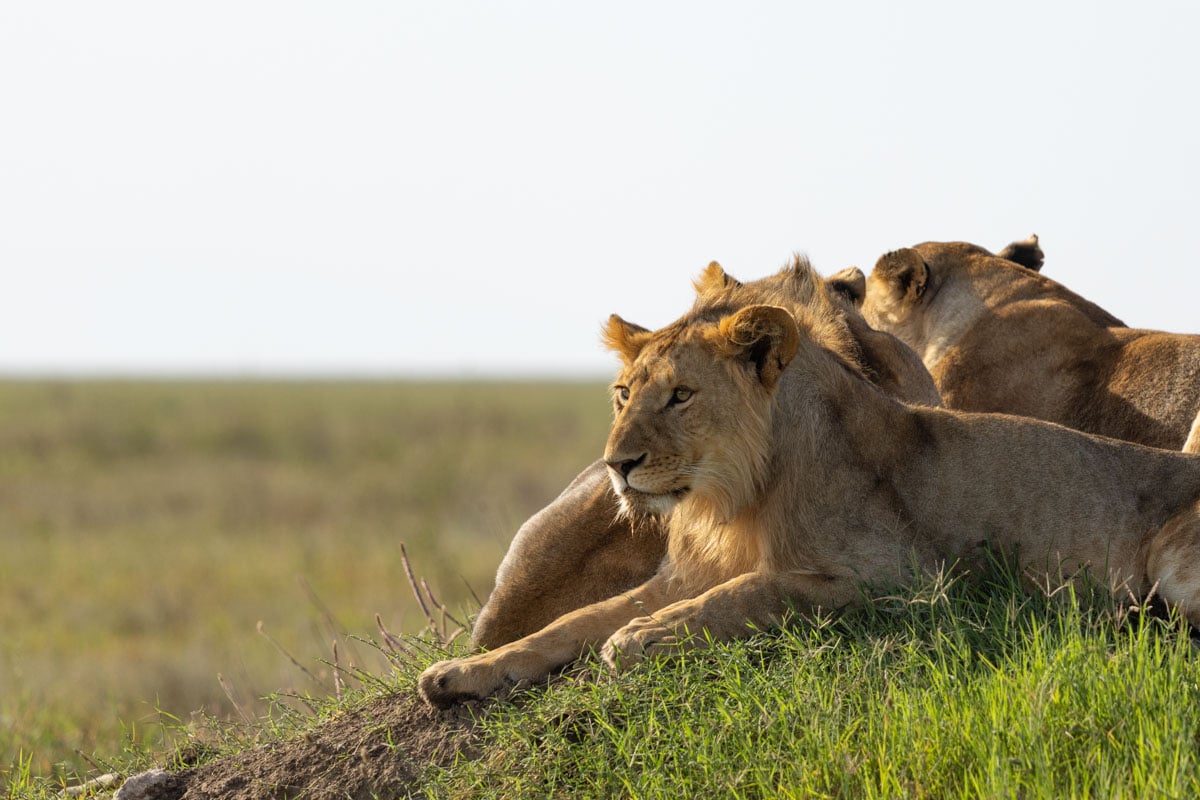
[857,236,1200,453]
[471,259,939,650]
[420,260,1200,708]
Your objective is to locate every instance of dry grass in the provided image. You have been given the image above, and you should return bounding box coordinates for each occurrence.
[0,379,611,783]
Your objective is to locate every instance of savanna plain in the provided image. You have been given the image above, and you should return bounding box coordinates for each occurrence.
[0,380,610,789]
[5,380,1200,798]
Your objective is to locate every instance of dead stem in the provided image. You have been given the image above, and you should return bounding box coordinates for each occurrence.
[331,640,344,703]
[216,673,253,726]
[257,621,322,684]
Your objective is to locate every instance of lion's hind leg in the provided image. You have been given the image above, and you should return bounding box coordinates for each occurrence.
[1144,499,1200,626]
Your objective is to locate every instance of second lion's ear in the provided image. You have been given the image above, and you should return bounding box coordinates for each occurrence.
[602,314,652,364]
[873,248,929,301]
[692,261,741,297]
[826,266,866,307]
[717,305,800,390]
[996,234,1044,272]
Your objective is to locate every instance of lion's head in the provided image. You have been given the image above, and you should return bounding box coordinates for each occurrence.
[601,254,892,522]
[862,235,1122,352]
[602,303,799,522]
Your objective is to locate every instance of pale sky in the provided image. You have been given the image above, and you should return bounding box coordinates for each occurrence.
[2,2,1197,377]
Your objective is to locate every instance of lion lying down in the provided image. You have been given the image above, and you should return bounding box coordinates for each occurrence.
[418,264,1200,709]
[470,260,941,650]
[857,236,1200,453]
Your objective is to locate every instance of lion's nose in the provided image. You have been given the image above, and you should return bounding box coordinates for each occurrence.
[606,454,646,478]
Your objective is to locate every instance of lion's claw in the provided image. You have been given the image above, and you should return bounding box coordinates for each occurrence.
[601,615,683,671]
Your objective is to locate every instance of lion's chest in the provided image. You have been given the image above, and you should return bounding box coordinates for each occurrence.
[665,509,765,592]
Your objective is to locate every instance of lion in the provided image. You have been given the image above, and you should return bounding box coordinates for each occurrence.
[470,259,941,651]
[856,235,1200,453]
[419,264,1200,709]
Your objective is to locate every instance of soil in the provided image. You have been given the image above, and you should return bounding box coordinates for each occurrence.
[123,689,487,799]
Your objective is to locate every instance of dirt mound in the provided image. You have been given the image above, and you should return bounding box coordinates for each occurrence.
[123,689,484,799]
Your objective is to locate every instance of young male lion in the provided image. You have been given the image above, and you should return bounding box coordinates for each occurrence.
[470,260,940,650]
[858,236,1200,453]
[419,263,1200,709]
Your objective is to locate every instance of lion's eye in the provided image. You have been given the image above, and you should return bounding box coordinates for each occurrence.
[669,387,694,407]
[614,385,630,405]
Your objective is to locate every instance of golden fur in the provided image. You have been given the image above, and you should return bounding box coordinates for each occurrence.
[419,263,1200,709]
[471,259,940,650]
[860,236,1200,452]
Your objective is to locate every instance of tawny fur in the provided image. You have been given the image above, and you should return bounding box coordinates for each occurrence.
[861,237,1200,451]
[471,259,940,651]
[419,266,1200,710]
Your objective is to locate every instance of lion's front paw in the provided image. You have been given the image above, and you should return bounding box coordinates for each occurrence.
[418,657,510,709]
[600,615,683,672]
[418,659,477,709]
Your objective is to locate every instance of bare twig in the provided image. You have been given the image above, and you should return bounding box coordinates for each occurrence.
[72,749,106,776]
[422,578,466,630]
[401,542,473,646]
[298,575,348,639]
[462,576,484,610]
[400,543,433,622]
[375,613,416,657]
[59,773,119,797]
[217,673,253,726]
[331,640,344,703]
[257,620,322,684]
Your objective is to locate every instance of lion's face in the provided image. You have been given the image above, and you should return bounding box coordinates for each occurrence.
[602,305,799,519]
[603,335,734,517]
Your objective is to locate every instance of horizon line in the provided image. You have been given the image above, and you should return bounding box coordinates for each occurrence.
[0,368,613,383]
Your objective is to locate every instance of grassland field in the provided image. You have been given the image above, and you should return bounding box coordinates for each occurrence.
[0,379,613,785]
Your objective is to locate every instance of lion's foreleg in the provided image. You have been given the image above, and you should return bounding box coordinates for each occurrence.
[419,573,673,708]
[601,571,860,669]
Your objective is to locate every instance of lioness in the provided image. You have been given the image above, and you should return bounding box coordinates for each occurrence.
[471,259,940,650]
[858,236,1200,452]
[419,265,1200,709]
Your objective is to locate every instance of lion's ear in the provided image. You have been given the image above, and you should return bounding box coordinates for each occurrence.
[602,314,652,363]
[826,266,866,307]
[996,234,1043,272]
[873,248,929,301]
[692,261,741,297]
[717,305,800,390]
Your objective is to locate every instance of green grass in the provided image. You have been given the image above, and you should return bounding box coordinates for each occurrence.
[0,379,612,788]
[423,573,1200,799]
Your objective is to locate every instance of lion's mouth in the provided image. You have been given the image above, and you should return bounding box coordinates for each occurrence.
[626,485,689,500]
[618,485,690,516]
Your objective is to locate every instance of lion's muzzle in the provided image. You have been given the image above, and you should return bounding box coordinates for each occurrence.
[605,453,646,485]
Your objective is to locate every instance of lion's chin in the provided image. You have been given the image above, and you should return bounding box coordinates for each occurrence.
[617,487,689,519]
